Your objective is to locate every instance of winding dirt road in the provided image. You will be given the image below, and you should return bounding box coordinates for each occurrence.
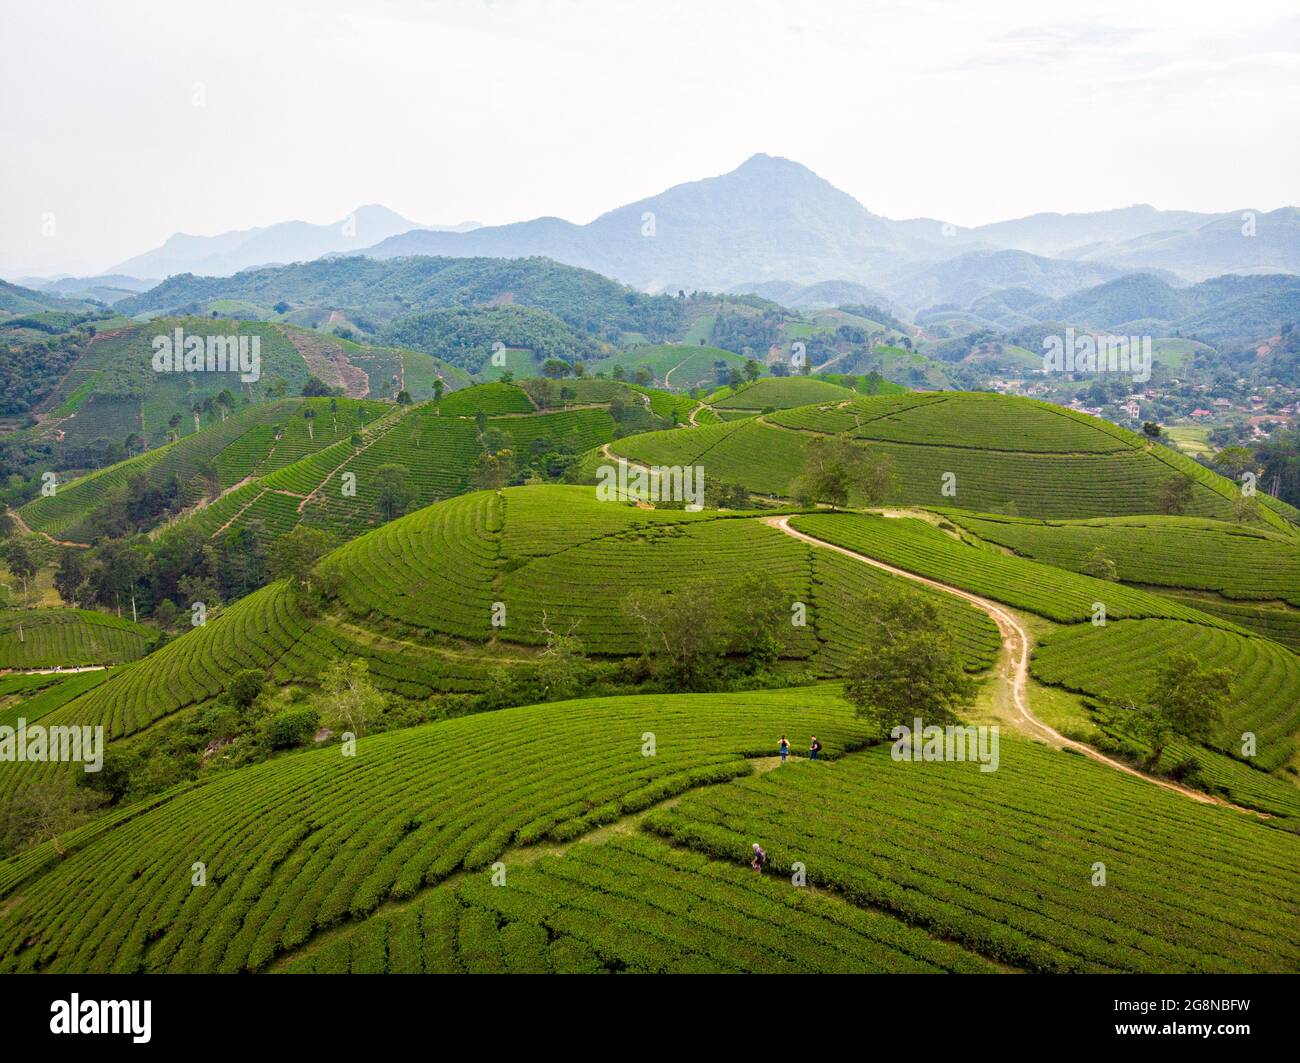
[766,514,1264,814]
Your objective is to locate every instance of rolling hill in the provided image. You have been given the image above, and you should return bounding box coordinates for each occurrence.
[609,391,1293,526]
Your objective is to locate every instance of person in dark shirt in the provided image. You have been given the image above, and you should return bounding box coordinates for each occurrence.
[809,736,822,760]
[778,734,790,763]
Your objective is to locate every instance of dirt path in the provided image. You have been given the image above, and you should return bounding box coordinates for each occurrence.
[766,514,1267,816]
[4,507,91,549]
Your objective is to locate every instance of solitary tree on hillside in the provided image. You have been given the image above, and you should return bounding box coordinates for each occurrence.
[1130,652,1235,769]
[433,377,445,404]
[793,436,896,509]
[374,464,412,521]
[843,591,977,738]
[1080,547,1119,581]
[623,582,728,690]
[2,540,37,610]
[319,659,385,738]
[1156,476,1193,515]
[270,525,334,596]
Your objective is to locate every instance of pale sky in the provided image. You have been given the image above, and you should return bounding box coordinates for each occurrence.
[2,0,1298,277]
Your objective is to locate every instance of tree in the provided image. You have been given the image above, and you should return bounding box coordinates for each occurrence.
[303,406,316,439]
[433,377,445,404]
[472,448,517,490]
[1216,446,1256,478]
[374,464,412,521]
[622,583,727,689]
[302,375,333,397]
[792,436,896,509]
[2,540,37,608]
[744,358,761,383]
[191,401,203,434]
[725,572,786,671]
[2,781,99,856]
[263,706,320,750]
[1155,476,1193,515]
[226,669,265,710]
[270,525,333,594]
[395,389,412,405]
[216,389,235,422]
[1232,493,1261,524]
[318,659,385,737]
[843,591,977,737]
[54,548,88,606]
[1080,547,1118,581]
[535,611,587,701]
[1135,652,1235,768]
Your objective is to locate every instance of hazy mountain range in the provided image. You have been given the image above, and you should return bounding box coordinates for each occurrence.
[109,205,480,280]
[15,155,1299,314]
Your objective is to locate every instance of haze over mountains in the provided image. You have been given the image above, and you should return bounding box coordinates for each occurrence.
[110,205,480,280]
[22,154,1300,315]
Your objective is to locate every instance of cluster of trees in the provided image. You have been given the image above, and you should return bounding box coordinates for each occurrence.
[0,312,108,415]
[621,572,792,689]
[380,305,602,373]
[710,309,782,357]
[48,522,335,627]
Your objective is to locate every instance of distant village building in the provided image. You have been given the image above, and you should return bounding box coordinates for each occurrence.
[1126,399,1140,419]
[1190,408,1213,418]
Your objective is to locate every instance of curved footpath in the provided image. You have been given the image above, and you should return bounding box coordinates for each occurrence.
[765,514,1268,816]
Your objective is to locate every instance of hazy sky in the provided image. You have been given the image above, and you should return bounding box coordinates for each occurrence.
[2,0,1298,276]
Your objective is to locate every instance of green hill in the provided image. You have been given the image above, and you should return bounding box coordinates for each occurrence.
[0,609,151,670]
[19,397,390,544]
[2,687,1295,974]
[610,391,1295,527]
[592,344,757,390]
[946,512,1300,650]
[711,376,858,410]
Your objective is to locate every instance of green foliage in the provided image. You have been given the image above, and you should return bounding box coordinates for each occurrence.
[843,591,978,736]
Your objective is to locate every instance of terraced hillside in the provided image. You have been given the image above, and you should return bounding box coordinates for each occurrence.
[610,391,1292,526]
[947,512,1300,650]
[710,376,858,410]
[786,509,1300,798]
[0,609,151,670]
[36,318,467,453]
[2,688,1295,974]
[18,398,389,544]
[0,487,1000,816]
